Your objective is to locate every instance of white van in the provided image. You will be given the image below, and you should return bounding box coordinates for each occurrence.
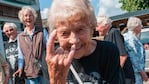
[140,27,149,72]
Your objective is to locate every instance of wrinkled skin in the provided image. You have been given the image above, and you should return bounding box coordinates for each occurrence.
[46,21,95,84]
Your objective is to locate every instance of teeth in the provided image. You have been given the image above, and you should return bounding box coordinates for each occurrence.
[76,46,81,50]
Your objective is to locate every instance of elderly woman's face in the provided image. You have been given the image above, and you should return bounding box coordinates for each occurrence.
[56,21,92,59]
[4,27,17,39]
[23,9,34,27]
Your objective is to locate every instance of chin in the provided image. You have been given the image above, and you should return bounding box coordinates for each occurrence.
[74,55,82,59]
[73,50,85,59]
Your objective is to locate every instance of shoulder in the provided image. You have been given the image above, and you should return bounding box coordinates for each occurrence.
[19,32,24,35]
[97,40,117,47]
[109,28,121,35]
[96,40,119,52]
[35,26,43,33]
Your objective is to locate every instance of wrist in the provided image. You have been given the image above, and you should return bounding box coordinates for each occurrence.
[50,78,66,84]
[49,71,67,84]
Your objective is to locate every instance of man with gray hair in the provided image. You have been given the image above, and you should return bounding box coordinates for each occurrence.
[124,17,148,84]
[96,16,135,84]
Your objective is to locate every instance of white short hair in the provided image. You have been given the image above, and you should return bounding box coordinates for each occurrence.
[127,17,142,31]
[3,22,17,32]
[18,6,37,23]
[47,0,97,32]
[96,16,112,26]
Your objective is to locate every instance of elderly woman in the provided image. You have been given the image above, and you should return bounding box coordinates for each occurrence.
[124,17,148,84]
[46,0,125,83]
[13,6,49,84]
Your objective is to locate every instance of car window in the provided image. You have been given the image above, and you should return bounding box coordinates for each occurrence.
[140,31,149,44]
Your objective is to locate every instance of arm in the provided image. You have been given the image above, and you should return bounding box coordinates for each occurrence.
[3,62,9,84]
[0,53,10,84]
[140,70,148,81]
[126,39,144,72]
[120,55,127,67]
[13,38,24,77]
[111,29,128,67]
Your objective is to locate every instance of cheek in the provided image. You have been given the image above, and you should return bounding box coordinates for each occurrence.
[5,33,10,37]
[97,27,103,32]
[96,26,100,30]
[80,33,91,43]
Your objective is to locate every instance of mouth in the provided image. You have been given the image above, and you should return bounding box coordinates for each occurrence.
[27,21,31,23]
[65,44,82,51]
[75,45,82,51]
[26,20,32,23]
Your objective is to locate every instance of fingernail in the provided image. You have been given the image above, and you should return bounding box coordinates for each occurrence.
[71,45,76,51]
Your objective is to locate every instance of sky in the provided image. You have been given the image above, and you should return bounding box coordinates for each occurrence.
[39,0,126,19]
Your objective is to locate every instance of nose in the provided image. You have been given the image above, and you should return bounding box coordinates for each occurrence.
[8,30,12,34]
[26,15,30,19]
[69,32,80,44]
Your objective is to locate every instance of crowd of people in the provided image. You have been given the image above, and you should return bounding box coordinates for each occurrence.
[0,0,148,84]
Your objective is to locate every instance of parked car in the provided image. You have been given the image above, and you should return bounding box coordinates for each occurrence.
[140,27,149,72]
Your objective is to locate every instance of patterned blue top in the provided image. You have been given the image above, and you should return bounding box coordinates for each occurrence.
[123,31,145,72]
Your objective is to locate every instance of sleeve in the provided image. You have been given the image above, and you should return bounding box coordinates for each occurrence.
[17,37,24,69]
[125,38,143,72]
[0,52,9,76]
[111,29,127,56]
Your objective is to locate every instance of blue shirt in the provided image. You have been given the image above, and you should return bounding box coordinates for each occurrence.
[18,27,49,69]
[123,31,145,72]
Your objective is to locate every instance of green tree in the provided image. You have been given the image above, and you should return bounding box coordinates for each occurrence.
[119,0,149,12]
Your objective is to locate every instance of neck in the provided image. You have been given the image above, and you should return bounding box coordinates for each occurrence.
[25,26,34,35]
[10,35,17,40]
[84,40,96,56]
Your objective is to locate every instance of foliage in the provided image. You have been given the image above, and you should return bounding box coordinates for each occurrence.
[119,0,149,12]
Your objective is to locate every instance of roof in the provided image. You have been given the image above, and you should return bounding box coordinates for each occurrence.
[110,9,149,21]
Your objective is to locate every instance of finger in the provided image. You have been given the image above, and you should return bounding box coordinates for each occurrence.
[64,44,76,65]
[55,47,64,54]
[58,56,65,65]
[58,49,68,65]
[46,30,57,58]
[56,47,65,64]
[19,71,22,77]
[12,72,17,77]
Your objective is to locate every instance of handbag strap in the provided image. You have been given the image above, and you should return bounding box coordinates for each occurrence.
[70,64,83,84]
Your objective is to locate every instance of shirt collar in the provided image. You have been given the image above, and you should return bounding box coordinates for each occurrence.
[24,26,35,35]
[8,36,17,43]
